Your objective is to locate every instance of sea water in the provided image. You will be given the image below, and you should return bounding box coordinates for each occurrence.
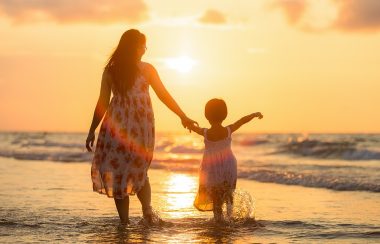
[0,132,379,243]
[1,132,379,192]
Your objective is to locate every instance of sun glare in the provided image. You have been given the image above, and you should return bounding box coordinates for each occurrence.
[165,56,197,73]
[167,174,197,193]
[163,173,197,217]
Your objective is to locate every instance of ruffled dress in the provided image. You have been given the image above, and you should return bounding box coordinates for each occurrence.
[194,126,237,211]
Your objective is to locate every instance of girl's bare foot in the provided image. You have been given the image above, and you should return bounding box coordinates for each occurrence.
[142,206,154,225]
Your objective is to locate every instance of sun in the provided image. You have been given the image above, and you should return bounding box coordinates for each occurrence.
[165,55,197,73]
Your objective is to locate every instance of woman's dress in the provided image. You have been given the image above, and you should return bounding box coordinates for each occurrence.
[91,69,155,199]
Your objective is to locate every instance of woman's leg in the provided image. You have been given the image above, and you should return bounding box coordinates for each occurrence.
[137,177,152,220]
[114,196,130,223]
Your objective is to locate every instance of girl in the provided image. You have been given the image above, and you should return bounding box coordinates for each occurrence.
[188,98,263,221]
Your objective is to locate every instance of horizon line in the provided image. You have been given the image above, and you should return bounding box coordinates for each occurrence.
[0,129,379,135]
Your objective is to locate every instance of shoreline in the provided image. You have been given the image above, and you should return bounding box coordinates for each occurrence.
[0,157,379,243]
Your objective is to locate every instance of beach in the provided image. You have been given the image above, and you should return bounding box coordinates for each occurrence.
[1,156,379,243]
[2,1,380,242]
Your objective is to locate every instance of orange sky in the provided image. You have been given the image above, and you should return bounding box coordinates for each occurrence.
[0,0,379,133]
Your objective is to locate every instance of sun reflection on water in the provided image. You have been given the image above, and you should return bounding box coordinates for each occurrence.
[168,174,196,193]
[163,173,198,218]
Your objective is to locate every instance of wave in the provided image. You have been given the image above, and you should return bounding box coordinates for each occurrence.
[238,169,380,192]
[154,157,200,164]
[0,149,201,165]
[16,141,83,149]
[165,145,203,154]
[235,138,269,146]
[0,220,42,229]
[1,148,379,193]
[277,139,380,160]
[266,220,380,239]
[0,150,92,162]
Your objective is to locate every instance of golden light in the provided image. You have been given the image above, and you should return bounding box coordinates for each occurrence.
[300,0,338,29]
[167,174,196,193]
[164,55,197,73]
[164,173,197,218]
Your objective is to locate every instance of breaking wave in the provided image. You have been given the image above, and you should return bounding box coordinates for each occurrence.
[277,139,380,160]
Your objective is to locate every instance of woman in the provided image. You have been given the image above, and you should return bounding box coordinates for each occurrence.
[85,29,196,224]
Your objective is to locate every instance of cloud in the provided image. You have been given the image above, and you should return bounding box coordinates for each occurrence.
[333,0,380,31]
[271,0,380,32]
[198,9,227,24]
[270,0,307,25]
[0,0,148,24]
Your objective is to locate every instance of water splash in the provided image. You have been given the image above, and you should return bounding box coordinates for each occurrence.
[150,208,165,225]
[223,188,255,223]
[137,208,166,227]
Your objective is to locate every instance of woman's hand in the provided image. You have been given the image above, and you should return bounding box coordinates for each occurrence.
[181,116,198,132]
[86,132,95,152]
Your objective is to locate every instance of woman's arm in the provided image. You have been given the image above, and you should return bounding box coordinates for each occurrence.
[229,112,263,133]
[86,70,112,152]
[145,63,197,129]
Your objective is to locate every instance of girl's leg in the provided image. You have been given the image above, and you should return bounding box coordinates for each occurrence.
[212,193,223,222]
[137,177,153,222]
[226,192,233,218]
[114,196,130,224]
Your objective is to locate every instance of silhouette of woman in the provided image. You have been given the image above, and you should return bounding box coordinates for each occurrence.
[85,29,197,224]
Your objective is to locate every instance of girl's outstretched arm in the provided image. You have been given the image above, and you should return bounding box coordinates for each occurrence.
[229,112,263,133]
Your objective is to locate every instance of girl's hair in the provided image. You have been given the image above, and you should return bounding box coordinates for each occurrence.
[205,98,227,123]
[105,29,146,95]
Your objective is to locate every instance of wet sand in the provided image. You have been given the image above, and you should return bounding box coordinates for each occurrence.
[0,157,379,243]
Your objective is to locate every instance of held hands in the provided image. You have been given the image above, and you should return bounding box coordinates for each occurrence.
[181,116,199,132]
[86,131,95,152]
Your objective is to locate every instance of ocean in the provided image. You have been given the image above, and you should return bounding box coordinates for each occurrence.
[0,132,379,243]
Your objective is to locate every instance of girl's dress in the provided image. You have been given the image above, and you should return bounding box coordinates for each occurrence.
[194,126,237,211]
[91,68,155,199]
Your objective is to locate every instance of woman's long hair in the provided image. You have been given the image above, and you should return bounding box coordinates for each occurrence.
[105,29,146,95]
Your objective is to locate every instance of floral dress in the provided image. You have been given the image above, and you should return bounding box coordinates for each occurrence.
[194,126,237,211]
[91,68,155,199]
